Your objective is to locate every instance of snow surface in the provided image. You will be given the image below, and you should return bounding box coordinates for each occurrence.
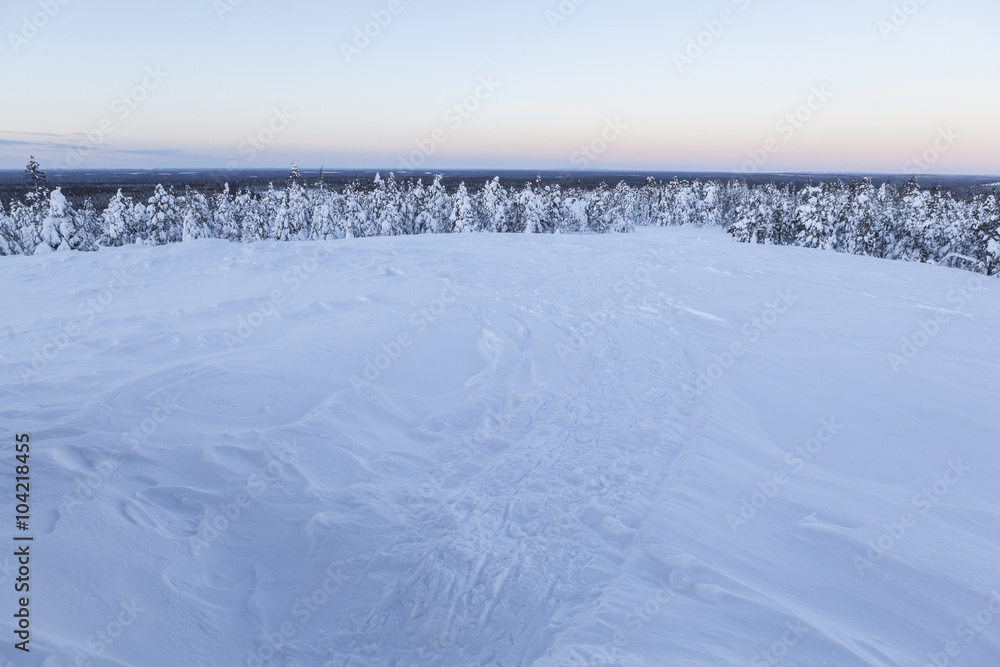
[2,227,999,666]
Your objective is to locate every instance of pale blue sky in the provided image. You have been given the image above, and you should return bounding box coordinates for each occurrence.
[1,0,998,174]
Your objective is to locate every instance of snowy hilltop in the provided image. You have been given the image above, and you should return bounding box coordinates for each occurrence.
[2,225,998,665]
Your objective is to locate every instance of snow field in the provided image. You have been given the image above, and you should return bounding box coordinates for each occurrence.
[0,227,998,666]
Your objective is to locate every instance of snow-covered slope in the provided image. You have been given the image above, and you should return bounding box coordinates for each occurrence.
[2,228,999,666]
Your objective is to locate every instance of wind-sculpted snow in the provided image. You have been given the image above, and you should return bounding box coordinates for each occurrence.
[1,228,998,666]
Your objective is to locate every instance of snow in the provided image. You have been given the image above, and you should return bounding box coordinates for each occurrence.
[2,227,999,666]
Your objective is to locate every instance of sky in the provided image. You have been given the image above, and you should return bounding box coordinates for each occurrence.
[1,0,998,175]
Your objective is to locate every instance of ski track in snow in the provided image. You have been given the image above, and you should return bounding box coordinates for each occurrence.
[1,228,999,666]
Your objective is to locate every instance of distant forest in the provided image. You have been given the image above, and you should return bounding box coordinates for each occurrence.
[2,159,998,276]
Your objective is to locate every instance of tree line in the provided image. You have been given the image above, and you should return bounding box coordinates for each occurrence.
[727,177,1000,276]
[2,159,998,277]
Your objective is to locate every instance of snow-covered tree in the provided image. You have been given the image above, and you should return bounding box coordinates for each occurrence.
[449,182,478,233]
[24,156,47,196]
[146,184,183,245]
[893,178,929,261]
[371,172,403,236]
[311,187,345,240]
[210,185,239,241]
[477,177,507,233]
[70,199,101,252]
[342,182,369,238]
[794,184,833,250]
[518,183,543,234]
[274,179,311,241]
[973,194,1000,275]
[424,175,451,234]
[610,181,636,233]
[234,189,262,242]
[36,188,78,253]
[728,183,769,244]
[0,201,24,256]
[101,189,141,246]
[183,190,213,241]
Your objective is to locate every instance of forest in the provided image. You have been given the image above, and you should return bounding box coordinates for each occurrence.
[3,159,998,277]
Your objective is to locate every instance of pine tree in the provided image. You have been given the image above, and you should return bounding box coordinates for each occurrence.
[274,179,310,241]
[477,177,507,232]
[847,178,878,256]
[794,184,832,250]
[585,183,611,233]
[610,181,636,233]
[146,184,183,245]
[823,180,849,253]
[974,194,1000,275]
[36,188,78,253]
[637,177,659,226]
[0,201,24,256]
[891,177,927,261]
[449,182,478,233]
[342,182,370,238]
[728,183,765,244]
[518,183,543,234]
[74,199,101,252]
[102,189,139,246]
[371,173,403,236]
[182,190,213,241]
[212,185,240,241]
[872,182,900,259]
[311,187,345,240]
[425,175,451,233]
[234,189,262,242]
[24,156,47,197]
[699,181,722,227]
[259,183,284,240]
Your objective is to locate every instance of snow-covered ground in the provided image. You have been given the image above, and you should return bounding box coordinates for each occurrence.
[2,227,999,666]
